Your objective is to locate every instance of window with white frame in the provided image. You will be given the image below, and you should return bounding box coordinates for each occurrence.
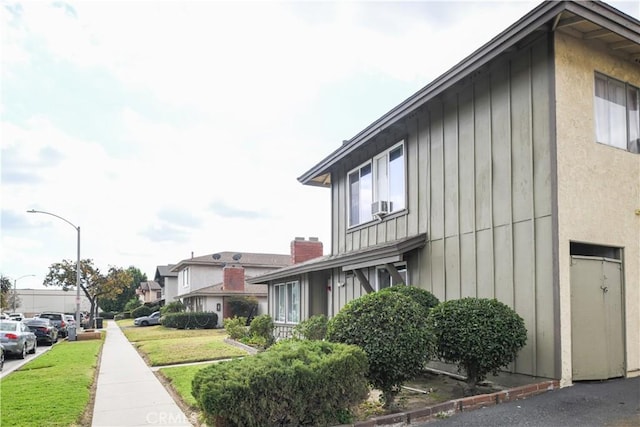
[348,141,406,227]
[182,268,190,288]
[274,281,300,323]
[594,73,640,153]
[376,263,408,291]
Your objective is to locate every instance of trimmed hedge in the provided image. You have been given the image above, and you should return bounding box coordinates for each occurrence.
[98,311,116,320]
[131,305,152,318]
[380,286,440,316]
[293,314,328,340]
[192,340,369,426]
[427,297,527,389]
[162,312,218,329]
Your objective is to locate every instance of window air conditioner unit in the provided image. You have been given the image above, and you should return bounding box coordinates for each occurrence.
[371,200,392,217]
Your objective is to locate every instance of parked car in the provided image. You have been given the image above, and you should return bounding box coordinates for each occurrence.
[8,312,25,321]
[37,312,68,338]
[0,343,4,371]
[0,320,37,359]
[133,311,161,327]
[64,314,76,327]
[24,318,59,345]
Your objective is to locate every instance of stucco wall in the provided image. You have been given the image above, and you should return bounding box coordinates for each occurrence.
[554,32,640,385]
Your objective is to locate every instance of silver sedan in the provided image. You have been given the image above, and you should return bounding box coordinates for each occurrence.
[0,320,37,359]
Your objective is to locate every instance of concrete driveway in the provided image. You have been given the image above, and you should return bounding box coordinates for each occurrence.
[419,376,639,427]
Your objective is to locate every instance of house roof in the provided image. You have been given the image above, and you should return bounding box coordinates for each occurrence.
[179,281,268,298]
[170,252,292,272]
[155,265,177,278]
[247,233,427,283]
[298,0,640,187]
[139,281,162,291]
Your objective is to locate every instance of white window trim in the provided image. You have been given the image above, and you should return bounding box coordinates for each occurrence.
[594,72,640,154]
[274,281,300,324]
[348,140,406,228]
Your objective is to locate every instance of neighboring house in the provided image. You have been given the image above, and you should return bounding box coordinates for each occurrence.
[154,264,178,305]
[136,281,162,305]
[249,0,639,387]
[168,242,322,324]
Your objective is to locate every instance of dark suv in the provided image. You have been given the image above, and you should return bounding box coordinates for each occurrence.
[37,312,68,338]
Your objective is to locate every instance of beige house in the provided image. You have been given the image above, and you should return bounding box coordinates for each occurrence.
[250,0,639,387]
[136,281,162,305]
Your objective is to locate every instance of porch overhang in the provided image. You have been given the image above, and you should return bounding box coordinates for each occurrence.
[247,233,427,284]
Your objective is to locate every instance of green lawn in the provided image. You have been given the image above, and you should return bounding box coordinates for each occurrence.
[117,320,247,366]
[0,339,103,427]
[158,363,216,407]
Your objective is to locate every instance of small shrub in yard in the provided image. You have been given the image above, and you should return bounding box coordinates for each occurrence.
[223,316,248,340]
[381,286,440,316]
[162,312,218,329]
[131,305,152,318]
[326,291,433,407]
[192,339,369,426]
[247,314,275,347]
[98,311,116,319]
[160,301,185,314]
[293,314,328,340]
[124,297,141,311]
[427,297,527,391]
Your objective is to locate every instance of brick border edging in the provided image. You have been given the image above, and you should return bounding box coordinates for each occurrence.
[348,380,560,426]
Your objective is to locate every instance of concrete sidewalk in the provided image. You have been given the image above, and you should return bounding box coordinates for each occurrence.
[92,320,193,426]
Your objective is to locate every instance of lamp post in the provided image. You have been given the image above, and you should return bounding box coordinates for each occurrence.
[27,209,81,337]
[12,274,36,312]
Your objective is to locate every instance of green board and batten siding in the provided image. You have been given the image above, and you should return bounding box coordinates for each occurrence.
[330,35,556,379]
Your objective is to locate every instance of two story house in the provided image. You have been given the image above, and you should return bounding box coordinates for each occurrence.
[249,0,639,387]
[154,264,178,305]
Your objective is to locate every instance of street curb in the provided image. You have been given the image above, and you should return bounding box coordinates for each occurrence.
[338,380,560,426]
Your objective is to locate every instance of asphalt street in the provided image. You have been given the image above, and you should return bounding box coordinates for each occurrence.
[420,376,640,427]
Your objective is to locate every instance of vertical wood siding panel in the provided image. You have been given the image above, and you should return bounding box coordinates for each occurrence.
[418,114,430,235]
[535,216,555,378]
[333,172,343,255]
[430,104,444,240]
[475,76,493,231]
[408,116,421,237]
[514,220,535,375]
[430,239,445,301]
[476,228,494,298]
[511,54,534,223]
[491,67,511,227]
[494,224,514,307]
[444,98,459,238]
[460,233,477,297]
[531,42,552,218]
[459,90,475,234]
[445,236,461,300]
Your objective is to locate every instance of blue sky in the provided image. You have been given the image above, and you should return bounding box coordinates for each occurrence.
[2,0,638,290]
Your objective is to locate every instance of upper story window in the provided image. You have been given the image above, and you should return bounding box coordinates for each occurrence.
[595,73,639,153]
[348,141,406,227]
[274,281,300,324]
[181,268,190,287]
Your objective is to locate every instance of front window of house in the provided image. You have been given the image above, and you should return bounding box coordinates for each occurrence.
[348,141,406,227]
[274,281,300,323]
[376,263,407,291]
[595,73,639,153]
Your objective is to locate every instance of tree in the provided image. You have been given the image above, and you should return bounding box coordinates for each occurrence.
[326,291,433,408]
[43,259,132,325]
[0,275,12,310]
[6,290,22,312]
[100,266,147,313]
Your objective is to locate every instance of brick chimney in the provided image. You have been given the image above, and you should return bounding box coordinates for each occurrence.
[223,265,245,291]
[291,237,323,264]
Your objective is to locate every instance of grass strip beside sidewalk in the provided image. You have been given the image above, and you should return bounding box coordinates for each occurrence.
[0,339,103,427]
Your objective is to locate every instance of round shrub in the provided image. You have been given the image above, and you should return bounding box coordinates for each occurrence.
[224,316,248,340]
[293,314,328,340]
[131,305,152,318]
[192,339,369,426]
[248,314,275,347]
[326,291,433,407]
[380,286,440,316]
[427,297,527,390]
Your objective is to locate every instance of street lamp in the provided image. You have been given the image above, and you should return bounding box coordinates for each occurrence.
[12,274,36,312]
[27,209,81,336]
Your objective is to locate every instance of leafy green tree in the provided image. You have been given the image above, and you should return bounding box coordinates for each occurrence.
[124,297,142,312]
[43,259,132,324]
[326,291,433,407]
[100,266,147,312]
[0,275,12,310]
[427,297,527,392]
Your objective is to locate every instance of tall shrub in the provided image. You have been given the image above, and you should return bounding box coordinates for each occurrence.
[293,314,328,340]
[326,291,433,407]
[192,340,369,426]
[248,314,275,347]
[427,297,527,391]
[380,286,439,316]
